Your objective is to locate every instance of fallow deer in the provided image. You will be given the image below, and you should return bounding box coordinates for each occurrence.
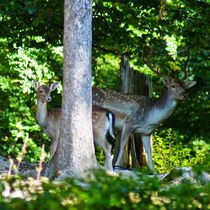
[34,81,115,171]
[93,77,196,171]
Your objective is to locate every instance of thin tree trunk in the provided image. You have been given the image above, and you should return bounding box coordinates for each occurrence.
[115,56,152,168]
[46,0,96,179]
[133,72,152,167]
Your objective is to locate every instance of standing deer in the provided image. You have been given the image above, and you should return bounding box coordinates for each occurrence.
[34,81,115,171]
[93,76,196,171]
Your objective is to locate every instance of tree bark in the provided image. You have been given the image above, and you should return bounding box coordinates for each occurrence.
[115,56,152,169]
[46,0,96,179]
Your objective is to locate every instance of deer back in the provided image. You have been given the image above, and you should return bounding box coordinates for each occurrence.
[93,88,150,128]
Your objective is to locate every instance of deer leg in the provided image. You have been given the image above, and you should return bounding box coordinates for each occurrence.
[94,130,113,170]
[50,137,59,158]
[141,134,155,171]
[103,143,113,171]
[114,126,132,167]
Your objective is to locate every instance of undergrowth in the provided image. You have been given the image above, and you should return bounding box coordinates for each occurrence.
[0,169,209,210]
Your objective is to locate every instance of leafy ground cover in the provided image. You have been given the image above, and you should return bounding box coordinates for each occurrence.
[0,168,209,210]
[0,1,209,209]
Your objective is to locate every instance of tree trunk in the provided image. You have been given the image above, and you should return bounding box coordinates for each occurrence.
[115,55,152,169]
[46,0,96,179]
[133,72,152,168]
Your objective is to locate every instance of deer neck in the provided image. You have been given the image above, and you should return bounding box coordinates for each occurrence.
[36,100,48,127]
[145,90,177,125]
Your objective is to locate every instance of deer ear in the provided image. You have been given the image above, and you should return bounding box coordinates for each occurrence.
[50,82,59,92]
[162,76,172,86]
[34,80,39,91]
[184,81,197,89]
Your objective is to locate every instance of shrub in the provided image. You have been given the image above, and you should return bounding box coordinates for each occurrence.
[153,128,210,173]
[0,40,62,162]
[0,170,209,210]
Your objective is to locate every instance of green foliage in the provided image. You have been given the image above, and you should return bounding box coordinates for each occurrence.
[0,2,208,208]
[153,129,210,173]
[0,38,62,162]
[0,0,209,172]
[92,0,210,142]
[93,53,121,90]
[0,170,209,210]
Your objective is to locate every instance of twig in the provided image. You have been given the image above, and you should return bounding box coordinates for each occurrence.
[36,144,46,180]
[94,44,188,58]
[182,48,191,80]
[159,0,167,20]
[16,134,29,172]
[8,157,14,177]
[93,44,122,56]
[142,47,161,76]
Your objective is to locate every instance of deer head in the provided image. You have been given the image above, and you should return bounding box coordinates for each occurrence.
[162,77,196,100]
[34,81,59,103]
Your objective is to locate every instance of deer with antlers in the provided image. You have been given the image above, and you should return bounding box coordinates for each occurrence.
[93,62,196,171]
[34,81,115,171]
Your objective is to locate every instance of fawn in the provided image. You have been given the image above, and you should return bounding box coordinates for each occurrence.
[34,81,115,170]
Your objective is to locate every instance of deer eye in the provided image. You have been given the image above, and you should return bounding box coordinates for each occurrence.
[39,90,43,93]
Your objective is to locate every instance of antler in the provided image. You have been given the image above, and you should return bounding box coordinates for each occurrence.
[142,47,194,81]
[182,48,193,80]
[142,47,161,76]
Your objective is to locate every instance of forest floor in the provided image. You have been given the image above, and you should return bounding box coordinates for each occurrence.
[0,155,209,184]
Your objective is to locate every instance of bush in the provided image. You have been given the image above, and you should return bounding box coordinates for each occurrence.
[0,39,63,162]
[0,170,209,210]
[153,128,210,173]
